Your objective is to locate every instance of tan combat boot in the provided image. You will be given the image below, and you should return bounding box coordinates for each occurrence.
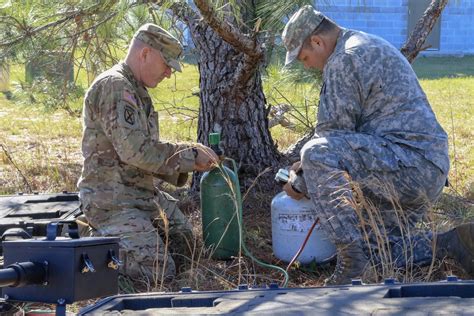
[436,222,474,275]
[324,241,368,286]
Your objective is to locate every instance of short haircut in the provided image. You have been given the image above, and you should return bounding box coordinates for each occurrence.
[302,18,338,49]
[129,38,147,52]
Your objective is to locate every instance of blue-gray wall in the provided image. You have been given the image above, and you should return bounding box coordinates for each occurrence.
[316,0,474,55]
[440,0,474,54]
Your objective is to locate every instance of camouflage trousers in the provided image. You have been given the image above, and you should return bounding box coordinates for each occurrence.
[80,189,193,282]
[298,134,447,268]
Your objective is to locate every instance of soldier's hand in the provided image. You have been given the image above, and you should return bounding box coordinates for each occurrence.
[290,161,302,172]
[193,144,218,172]
[283,181,306,200]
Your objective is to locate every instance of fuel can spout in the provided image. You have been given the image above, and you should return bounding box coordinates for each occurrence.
[208,132,223,158]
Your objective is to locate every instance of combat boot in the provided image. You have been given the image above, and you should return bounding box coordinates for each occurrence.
[324,241,368,286]
[436,222,474,275]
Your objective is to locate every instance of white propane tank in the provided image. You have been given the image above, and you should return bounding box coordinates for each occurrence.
[271,191,336,264]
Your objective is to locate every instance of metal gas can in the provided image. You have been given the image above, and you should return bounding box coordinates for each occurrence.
[200,164,241,260]
[271,191,336,264]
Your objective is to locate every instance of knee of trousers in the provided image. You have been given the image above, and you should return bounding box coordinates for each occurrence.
[121,250,176,281]
[119,231,176,280]
[301,137,344,171]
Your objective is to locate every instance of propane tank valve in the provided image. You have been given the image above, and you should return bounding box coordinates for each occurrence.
[275,168,290,184]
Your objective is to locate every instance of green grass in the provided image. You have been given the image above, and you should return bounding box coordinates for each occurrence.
[0,56,473,198]
[152,63,201,141]
[413,56,474,79]
[0,100,82,194]
[0,56,473,298]
[420,76,474,194]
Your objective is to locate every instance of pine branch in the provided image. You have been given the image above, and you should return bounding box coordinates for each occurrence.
[193,0,262,59]
[0,1,143,49]
[0,12,80,48]
[192,0,264,94]
[145,0,199,26]
[401,0,448,63]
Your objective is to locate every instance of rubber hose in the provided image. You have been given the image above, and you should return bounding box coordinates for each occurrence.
[227,158,290,288]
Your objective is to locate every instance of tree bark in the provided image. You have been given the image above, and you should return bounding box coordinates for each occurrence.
[283,129,315,163]
[191,23,280,179]
[167,1,280,187]
[401,0,449,63]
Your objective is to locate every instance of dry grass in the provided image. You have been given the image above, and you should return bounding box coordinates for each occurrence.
[349,177,472,284]
[0,101,82,194]
[168,192,326,291]
[0,58,473,312]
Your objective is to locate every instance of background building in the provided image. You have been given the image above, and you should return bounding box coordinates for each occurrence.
[317,0,474,55]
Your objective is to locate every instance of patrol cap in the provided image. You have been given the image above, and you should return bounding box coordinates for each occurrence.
[282,5,326,66]
[134,23,183,72]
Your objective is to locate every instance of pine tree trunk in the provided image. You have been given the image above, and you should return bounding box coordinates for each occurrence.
[190,24,280,181]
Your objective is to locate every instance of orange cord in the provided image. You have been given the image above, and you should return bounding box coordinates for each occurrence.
[285,217,320,272]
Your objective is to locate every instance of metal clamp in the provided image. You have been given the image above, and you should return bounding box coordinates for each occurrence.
[0,228,33,253]
[46,221,80,241]
[275,168,290,184]
[81,253,96,274]
[107,249,122,270]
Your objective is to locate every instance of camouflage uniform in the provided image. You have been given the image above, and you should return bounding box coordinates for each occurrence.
[78,24,194,281]
[283,6,449,268]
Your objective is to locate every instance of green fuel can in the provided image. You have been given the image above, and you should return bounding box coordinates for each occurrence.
[200,133,242,260]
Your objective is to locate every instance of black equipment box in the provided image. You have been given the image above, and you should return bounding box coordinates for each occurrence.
[79,279,474,315]
[0,192,80,247]
[3,235,119,304]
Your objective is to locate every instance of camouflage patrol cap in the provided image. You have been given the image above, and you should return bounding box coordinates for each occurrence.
[134,23,183,72]
[282,5,326,66]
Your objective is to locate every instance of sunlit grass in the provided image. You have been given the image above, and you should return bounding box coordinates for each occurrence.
[0,57,473,197]
[420,77,474,194]
[0,55,473,298]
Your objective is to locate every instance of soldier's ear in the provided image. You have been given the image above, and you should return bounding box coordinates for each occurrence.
[140,46,151,62]
[309,35,323,49]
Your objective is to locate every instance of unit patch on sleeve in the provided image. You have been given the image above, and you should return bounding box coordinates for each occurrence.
[117,100,140,129]
[124,105,136,125]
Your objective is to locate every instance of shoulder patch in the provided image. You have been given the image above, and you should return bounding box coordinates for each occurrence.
[123,105,136,125]
[117,100,140,129]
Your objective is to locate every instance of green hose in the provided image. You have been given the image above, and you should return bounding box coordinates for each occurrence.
[226,158,289,288]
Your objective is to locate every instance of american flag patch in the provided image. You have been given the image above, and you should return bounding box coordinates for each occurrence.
[123,91,137,105]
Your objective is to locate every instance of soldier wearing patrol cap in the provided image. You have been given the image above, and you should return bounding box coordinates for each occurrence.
[281,6,474,285]
[77,23,218,283]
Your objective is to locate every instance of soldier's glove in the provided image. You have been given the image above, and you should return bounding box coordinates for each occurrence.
[288,169,308,197]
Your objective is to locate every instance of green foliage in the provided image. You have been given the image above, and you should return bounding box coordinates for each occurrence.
[263,62,320,134]
[0,0,152,110]
[2,57,472,195]
[11,78,84,115]
[0,0,154,67]
[0,0,329,113]
[254,0,314,32]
